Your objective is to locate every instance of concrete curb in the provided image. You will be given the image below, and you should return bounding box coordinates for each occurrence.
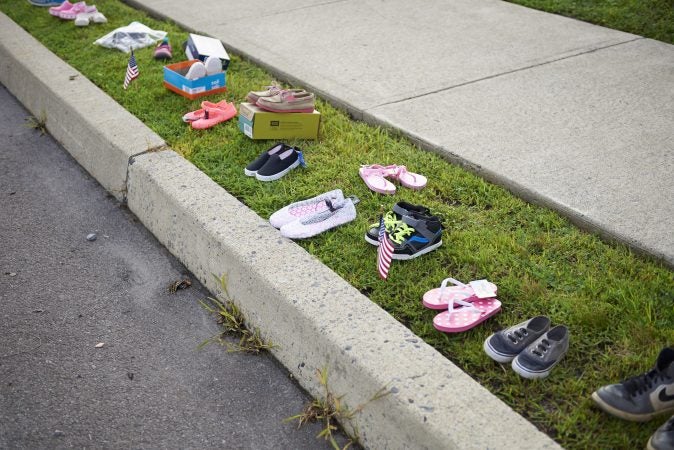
[0,12,560,450]
[0,14,165,201]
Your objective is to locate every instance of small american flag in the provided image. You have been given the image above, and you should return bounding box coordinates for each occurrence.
[123,50,139,90]
[377,216,394,279]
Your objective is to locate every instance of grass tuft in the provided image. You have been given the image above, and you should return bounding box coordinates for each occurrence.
[198,274,274,354]
[285,366,389,450]
[25,111,47,135]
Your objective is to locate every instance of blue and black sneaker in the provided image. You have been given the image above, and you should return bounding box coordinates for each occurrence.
[387,213,443,260]
[364,202,432,246]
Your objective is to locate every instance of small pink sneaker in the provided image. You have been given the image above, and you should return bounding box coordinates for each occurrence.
[182,100,229,123]
[59,2,92,19]
[49,0,72,16]
[190,102,237,130]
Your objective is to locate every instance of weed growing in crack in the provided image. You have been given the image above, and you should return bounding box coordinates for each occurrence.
[25,111,47,135]
[198,274,275,354]
[286,366,390,449]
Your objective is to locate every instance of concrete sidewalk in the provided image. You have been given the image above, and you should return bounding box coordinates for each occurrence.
[128,0,674,265]
[0,84,337,449]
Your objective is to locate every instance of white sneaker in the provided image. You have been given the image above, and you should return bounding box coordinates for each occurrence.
[185,61,207,80]
[270,189,344,229]
[280,196,358,239]
[204,55,222,75]
[74,9,106,26]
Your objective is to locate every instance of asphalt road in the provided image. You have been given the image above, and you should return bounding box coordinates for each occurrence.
[0,84,335,449]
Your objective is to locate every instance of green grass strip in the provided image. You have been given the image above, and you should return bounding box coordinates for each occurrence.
[506,0,674,45]
[2,1,673,448]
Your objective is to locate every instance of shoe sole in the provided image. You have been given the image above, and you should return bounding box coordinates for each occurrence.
[243,168,257,177]
[363,235,442,259]
[281,212,355,239]
[364,233,380,246]
[511,354,564,379]
[255,159,300,182]
[483,336,517,364]
[391,240,442,260]
[590,392,674,422]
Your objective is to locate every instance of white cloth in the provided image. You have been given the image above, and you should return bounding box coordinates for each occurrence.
[94,21,167,52]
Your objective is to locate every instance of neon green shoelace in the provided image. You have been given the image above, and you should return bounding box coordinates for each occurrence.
[389,223,415,244]
[369,211,401,233]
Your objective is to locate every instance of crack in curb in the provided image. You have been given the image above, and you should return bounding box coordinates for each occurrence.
[121,143,171,202]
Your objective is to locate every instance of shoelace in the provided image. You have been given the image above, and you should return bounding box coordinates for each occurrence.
[507,328,529,344]
[389,223,415,244]
[369,211,401,233]
[264,85,281,95]
[621,367,672,397]
[532,338,551,358]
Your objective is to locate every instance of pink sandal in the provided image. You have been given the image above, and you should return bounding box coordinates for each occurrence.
[433,297,501,333]
[59,2,92,19]
[49,0,72,16]
[359,165,396,195]
[422,278,497,310]
[391,165,427,190]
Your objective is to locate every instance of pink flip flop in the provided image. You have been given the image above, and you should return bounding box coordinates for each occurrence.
[391,165,427,190]
[433,297,501,333]
[359,165,396,195]
[422,278,497,310]
[190,102,237,130]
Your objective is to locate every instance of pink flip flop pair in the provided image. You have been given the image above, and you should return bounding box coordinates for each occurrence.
[423,278,501,333]
[183,100,237,130]
[359,164,427,195]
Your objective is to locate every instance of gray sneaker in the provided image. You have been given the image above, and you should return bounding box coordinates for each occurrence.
[592,347,674,422]
[648,415,674,450]
[511,325,569,379]
[483,316,551,363]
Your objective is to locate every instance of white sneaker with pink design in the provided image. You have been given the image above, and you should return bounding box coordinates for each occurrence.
[269,189,343,229]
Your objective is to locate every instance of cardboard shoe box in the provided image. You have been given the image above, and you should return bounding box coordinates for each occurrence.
[185,33,230,71]
[163,60,227,100]
[238,103,320,140]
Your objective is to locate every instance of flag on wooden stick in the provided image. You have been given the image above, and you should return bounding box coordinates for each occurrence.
[377,215,394,279]
[123,50,139,90]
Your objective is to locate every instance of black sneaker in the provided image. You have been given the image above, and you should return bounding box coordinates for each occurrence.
[244,143,289,177]
[648,415,674,450]
[255,147,305,182]
[592,347,674,422]
[364,202,432,245]
[483,316,551,363]
[511,325,569,379]
[388,213,443,260]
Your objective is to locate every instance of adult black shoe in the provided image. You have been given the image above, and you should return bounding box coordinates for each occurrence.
[484,316,551,364]
[592,347,674,422]
[364,202,432,245]
[648,415,674,450]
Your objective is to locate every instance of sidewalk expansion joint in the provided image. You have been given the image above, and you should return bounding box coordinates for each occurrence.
[216,0,351,24]
[365,36,645,110]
